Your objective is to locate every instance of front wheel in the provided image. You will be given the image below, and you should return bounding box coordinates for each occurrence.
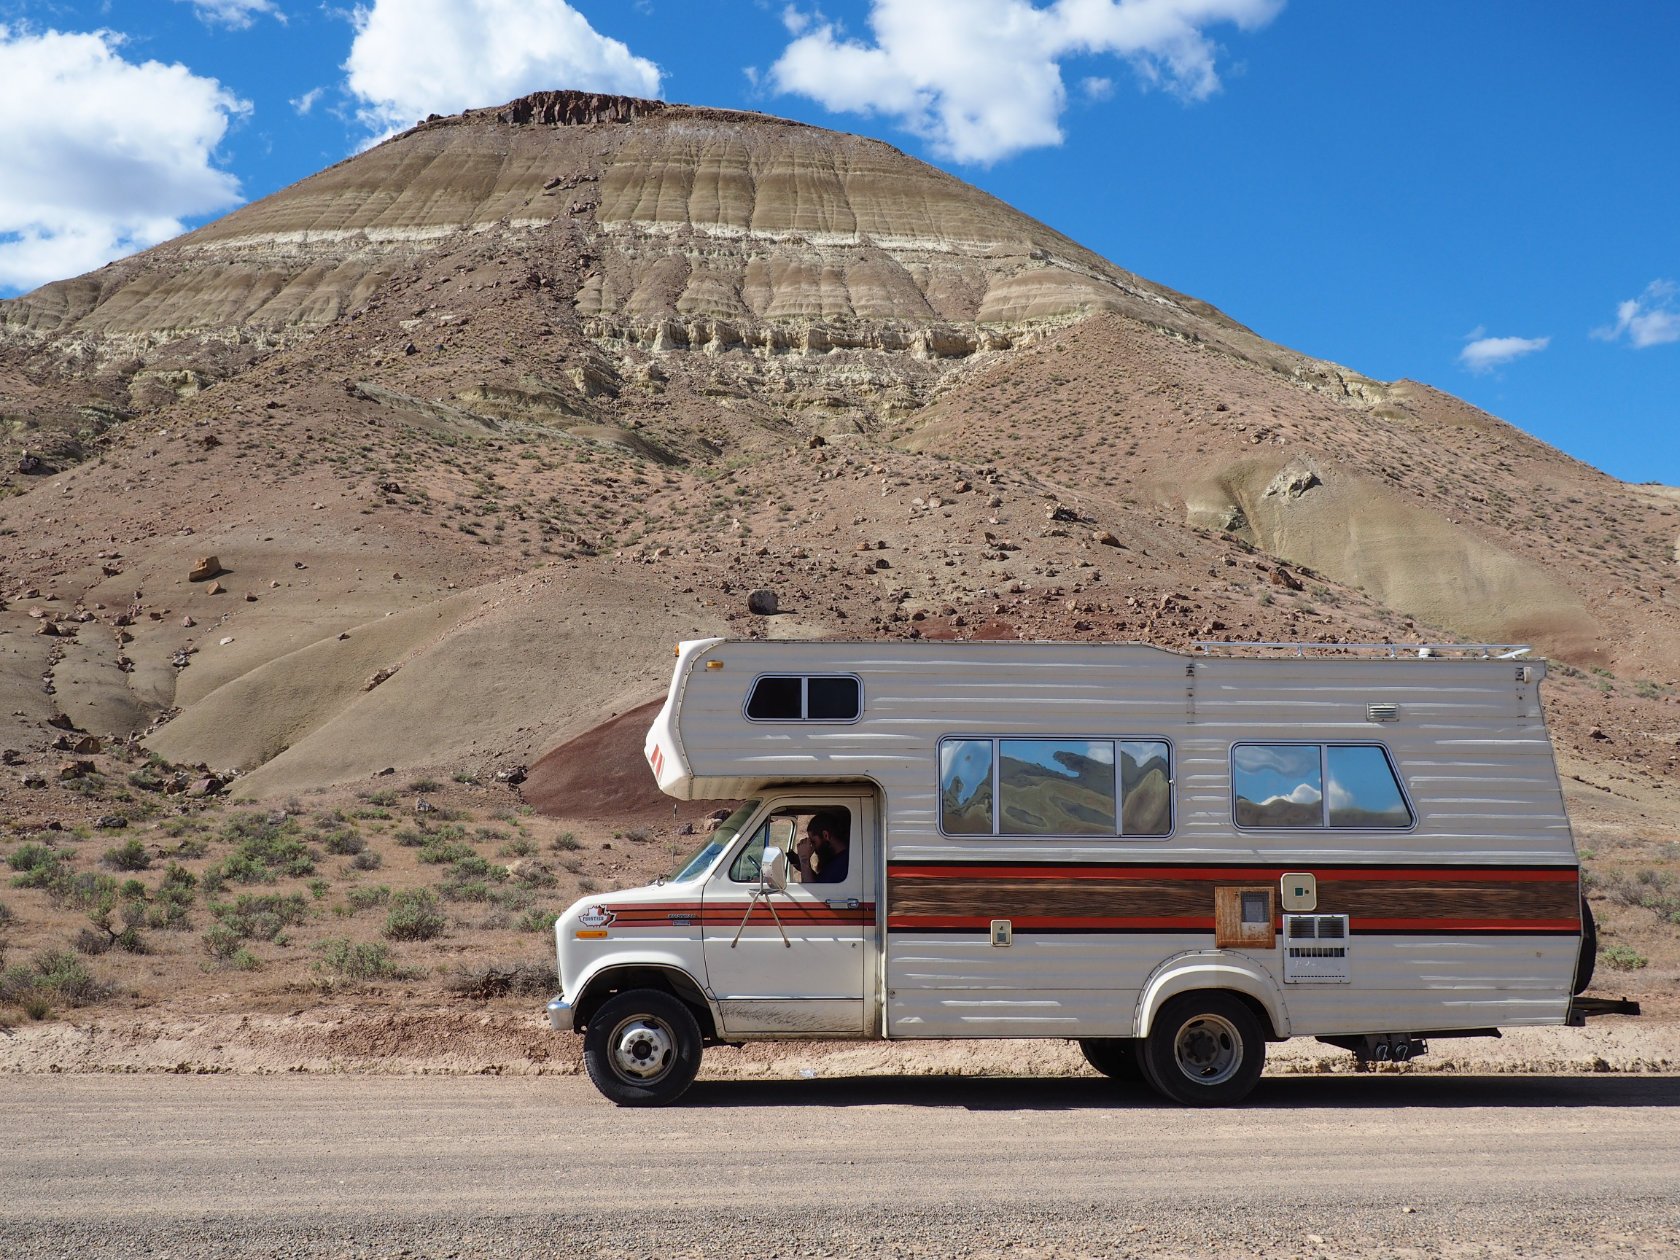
[582,988,703,1106]
[1139,992,1265,1106]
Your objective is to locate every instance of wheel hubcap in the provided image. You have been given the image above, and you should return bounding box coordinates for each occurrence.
[1172,1013,1242,1085]
[609,1016,675,1082]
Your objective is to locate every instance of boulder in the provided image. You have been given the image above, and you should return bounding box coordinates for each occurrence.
[747,588,779,615]
[189,556,224,582]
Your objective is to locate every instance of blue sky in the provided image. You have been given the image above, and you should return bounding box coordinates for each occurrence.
[2,1,1675,484]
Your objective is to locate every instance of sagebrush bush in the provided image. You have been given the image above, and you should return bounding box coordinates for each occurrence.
[3,949,110,1007]
[211,814,317,883]
[445,959,554,999]
[384,889,446,941]
[315,938,412,982]
[515,907,558,934]
[147,864,197,931]
[210,892,311,943]
[418,840,474,866]
[102,839,152,872]
[350,850,382,872]
[345,885,392,913]
[321,829,365,856]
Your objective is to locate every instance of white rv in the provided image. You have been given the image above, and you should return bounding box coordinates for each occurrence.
[550,638,1628,1106]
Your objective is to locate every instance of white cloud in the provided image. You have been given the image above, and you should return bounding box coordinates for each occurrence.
[291,86,325,115]
[344,0,662,140]
[1459,332,1550,373]
[1261,783,1321,807]
[1080,75,1115,101]
[1593,279,1680,349]
[0,25,247,294]
[178,0,285,29]
[769,0,1283,164]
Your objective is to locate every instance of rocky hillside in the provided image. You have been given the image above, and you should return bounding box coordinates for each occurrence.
[1,89,1676,807]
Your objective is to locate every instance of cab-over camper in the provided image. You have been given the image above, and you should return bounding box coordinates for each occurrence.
[549,638,1629,1106]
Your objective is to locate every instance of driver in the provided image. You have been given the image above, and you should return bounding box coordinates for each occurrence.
[793,810,849,884]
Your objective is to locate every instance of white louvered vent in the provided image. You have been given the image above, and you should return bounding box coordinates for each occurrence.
[1366,702,1400,723]
[1283,914,1351,983]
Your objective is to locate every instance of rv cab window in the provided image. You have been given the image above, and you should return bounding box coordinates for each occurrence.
[938,736,1174,838]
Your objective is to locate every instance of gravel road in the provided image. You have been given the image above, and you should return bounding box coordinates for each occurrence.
[4,1073,1678,1258]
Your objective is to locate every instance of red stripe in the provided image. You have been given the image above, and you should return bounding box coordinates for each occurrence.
[887,914,1578,933]
[888,864,1577,883]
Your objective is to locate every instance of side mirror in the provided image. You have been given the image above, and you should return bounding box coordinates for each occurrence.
[760,845,789,891]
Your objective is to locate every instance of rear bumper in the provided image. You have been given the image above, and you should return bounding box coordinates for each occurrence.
[546,995,572,1031]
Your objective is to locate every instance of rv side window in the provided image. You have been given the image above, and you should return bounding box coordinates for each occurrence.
[939,740,995,834]
[1326,745,1413,828]
[999,740,1116,836]
[938,736,1173,838]
[1232,743,1411,829]
[745,675,862,722]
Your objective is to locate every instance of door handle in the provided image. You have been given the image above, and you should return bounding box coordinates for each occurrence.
[825,898,860,909]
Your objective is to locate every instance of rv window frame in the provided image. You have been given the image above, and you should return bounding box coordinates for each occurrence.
[742,673,864,724]
[1229,740,1416,833]
[936,734,1176,841]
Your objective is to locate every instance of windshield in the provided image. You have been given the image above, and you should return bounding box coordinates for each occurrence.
[665,799,760,883]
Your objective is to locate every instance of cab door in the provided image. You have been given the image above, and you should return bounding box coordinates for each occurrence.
[700,795,875,1036]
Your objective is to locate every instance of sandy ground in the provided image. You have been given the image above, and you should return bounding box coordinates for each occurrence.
[2,1073,1677,1259]
[0,998,1668,1080]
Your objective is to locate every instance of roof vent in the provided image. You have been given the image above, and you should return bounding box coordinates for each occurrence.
[1366,702,1400,723]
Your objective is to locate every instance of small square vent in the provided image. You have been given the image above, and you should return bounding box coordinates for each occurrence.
[1283,914,1351,983]
[1366,702,1400,723]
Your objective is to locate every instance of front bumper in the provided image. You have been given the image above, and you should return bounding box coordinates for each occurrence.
[546,995,573,1031]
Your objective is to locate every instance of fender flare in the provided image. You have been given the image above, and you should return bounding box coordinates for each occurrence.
[1134,951,1291,1039]
[567,955,720,1036]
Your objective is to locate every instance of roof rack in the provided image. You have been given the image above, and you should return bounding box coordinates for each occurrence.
[1193,641,1534,660]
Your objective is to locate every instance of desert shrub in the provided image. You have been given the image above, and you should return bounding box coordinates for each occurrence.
[383,889,446,941]
[315,938,412,983]
[76,882,149,955]
[394,828,426,848]
[350,850,383,872]
[8,843,63,889]
[444,959,553,999]
[623,827,650,844]
[439,855,509,903]
[321,829,365,857]
[147,864,197,931]
[345,885,392,913]
[0,899,13,962]
[102,838,152,872]
[1600,944,1648,972]
[497,837,535,858]
[1594,869,1680,926]
[51,871,120,912]
[203,922,243,961]
[366,790,398,808]
[509,860,556,891]
[418,839,474,866]
[406,778,441,794]
[515,907,558,934]
[4,949,110,1007]
[210,892,311,943]
[210,817,316,884]
[550,832,581,853]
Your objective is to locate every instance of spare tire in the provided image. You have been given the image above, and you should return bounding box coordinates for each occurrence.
[1573,897,1597,995]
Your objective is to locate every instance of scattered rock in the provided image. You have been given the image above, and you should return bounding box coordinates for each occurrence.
[95,814,128,830]
[1046,505,1079,523]
[1263,460,1323,500]
[21,773,47,789]
[1270,567,1305,592]
[47,714,76,731]
[182,615,196,628]
[58,760,96,780]
[807,435,827,448]
[206,580,225,595]
[365,666,398,691]
[495,765,528,785]
[189,556,224,582]
[0,749,22,765]
[1094,530,1122,548]
[1588,726,1610,741]
[188,776,224,797]
[18,452,46,474]
[747,588,779,615]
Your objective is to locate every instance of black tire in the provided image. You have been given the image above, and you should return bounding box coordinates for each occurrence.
[582,988,703,1106]
[1139,992,1266,1106]
[1573,897,1597,995]
[1078,1037,1145,1083]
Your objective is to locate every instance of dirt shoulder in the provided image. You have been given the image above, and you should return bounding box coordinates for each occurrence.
[1,997,1669,1080]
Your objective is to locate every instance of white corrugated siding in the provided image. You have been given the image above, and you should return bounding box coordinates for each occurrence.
[666,642,1579,1038]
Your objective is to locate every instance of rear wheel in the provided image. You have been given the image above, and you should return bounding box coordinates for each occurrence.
[1140,992,1265,1106]
[1078,1037,1144,1082]
[583,988,703,1106]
